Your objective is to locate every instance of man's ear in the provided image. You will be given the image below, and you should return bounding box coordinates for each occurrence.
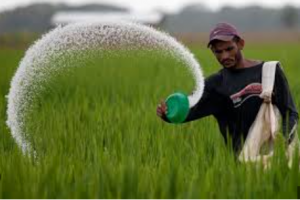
[237,39,245,50]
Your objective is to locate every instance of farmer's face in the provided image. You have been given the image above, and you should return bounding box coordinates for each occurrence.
[211,39,244,69]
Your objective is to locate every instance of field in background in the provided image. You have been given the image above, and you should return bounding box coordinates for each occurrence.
[1,31,300,48]
[0,42,300,198]
[175,31,300,46]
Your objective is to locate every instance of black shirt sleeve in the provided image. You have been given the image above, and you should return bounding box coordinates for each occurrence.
[183,72,224,123]
[273,63,299,143]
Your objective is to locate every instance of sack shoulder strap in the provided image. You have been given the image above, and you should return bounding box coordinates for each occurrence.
[261,61,279,97]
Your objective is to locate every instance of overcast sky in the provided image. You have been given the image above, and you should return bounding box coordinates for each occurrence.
[1,0,300,12]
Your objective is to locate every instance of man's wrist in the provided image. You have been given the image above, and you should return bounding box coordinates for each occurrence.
[161,114,171,123]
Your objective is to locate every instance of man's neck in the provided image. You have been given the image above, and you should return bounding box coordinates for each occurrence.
[236,59,262,69]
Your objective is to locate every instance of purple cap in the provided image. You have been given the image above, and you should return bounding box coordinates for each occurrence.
[207,22,241,47]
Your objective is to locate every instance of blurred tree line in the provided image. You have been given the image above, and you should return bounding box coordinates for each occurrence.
[0,3,299,47]
[281,5,299,29]
[0,3,127,47]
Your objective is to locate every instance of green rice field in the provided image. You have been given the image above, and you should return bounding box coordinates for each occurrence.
[0,43,300,198]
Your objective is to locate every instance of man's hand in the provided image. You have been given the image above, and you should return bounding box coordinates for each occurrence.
[156,100,168,120]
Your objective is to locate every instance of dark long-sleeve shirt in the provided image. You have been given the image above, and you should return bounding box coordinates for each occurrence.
[164,62,298,152]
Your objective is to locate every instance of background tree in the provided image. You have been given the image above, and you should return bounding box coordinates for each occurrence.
[281,5,299,29]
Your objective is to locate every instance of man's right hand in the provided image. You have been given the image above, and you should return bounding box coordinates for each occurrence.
[156,100,168,120]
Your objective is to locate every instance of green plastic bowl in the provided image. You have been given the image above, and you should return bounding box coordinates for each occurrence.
[165,92,189,124]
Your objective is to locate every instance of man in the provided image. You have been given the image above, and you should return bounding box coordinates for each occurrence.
[157,22,299,153]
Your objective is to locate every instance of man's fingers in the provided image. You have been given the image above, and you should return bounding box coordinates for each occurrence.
[157,109,163,117]
[162,103,167,112]
[157,107,161,113]
[157,106,163,113]
[157,99,168,118]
